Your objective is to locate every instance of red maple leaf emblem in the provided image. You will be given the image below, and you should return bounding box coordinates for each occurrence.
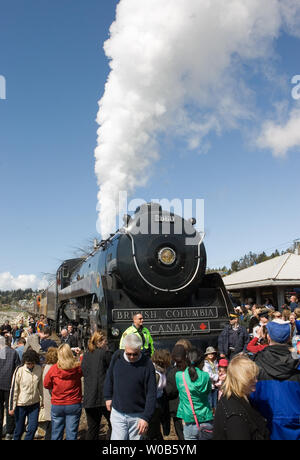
[199,323,207,330]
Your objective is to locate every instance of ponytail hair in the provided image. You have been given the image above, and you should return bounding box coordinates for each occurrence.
[187,348,203,382]
[88,330,107,352]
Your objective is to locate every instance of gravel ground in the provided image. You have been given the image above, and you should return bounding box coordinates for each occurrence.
[36,412,178,440]
[76,412,178,441]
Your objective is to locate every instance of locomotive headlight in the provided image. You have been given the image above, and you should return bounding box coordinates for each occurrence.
[111,327,120,337]
[158,247,176,266]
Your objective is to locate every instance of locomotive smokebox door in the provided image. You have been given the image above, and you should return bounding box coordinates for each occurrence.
[116,203,206,306]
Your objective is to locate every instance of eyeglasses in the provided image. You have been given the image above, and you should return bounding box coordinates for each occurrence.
[126,352,139,357]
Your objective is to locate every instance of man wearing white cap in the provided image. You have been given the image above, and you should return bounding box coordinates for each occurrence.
[250,319,300,440]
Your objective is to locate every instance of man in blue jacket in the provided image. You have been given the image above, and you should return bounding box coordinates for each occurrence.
[250,319,300,440]
[104,333,156,440]
[218,313,249,360]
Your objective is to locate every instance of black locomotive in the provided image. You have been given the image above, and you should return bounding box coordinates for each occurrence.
[37,203,234,351]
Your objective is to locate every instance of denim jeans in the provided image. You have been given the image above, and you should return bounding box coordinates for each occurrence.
[13,403,40,440]
[208,389,218,410]
[110,407,142,440]
[0,389,15,438]
[51,403,82,440]
[183,421,213,440]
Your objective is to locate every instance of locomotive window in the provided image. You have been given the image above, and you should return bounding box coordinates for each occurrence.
[62,266,69,278]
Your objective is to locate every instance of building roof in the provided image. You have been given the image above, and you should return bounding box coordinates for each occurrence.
[223,253,300,289]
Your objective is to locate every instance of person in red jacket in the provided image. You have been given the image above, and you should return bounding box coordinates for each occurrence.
[247,325,269,354]
[43,343,82,440]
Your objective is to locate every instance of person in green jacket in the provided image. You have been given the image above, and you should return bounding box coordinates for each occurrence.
[119,312,154,358]
[176,348,213,440]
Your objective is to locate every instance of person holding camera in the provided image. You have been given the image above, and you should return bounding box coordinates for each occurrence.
[246,325,269,355]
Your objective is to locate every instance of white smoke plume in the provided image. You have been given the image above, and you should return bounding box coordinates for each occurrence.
[0,272,48,291]
[95,0,300,238]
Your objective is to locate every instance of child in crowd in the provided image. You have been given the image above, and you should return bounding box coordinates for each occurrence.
[9,349,43,440]
[215,358,228,401]
[203,347,219,412]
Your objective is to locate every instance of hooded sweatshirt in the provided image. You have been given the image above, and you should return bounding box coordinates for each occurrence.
[43,363,82,405]
[250,345,300,440]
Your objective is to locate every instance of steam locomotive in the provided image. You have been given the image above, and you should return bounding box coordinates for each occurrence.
[36,203,234,351]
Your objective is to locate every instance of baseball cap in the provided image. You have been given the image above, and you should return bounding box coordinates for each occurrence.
[266,319,291,344]
[218,358,228,368]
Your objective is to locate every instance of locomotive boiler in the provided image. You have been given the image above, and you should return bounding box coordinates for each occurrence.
[39,203,234,350]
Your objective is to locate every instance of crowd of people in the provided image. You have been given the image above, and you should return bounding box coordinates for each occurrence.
[0,295,300,441]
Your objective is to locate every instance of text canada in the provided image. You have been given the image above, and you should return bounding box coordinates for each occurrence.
[146,321,210,335]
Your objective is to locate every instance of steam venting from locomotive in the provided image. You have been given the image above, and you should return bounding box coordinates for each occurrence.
[95,0,300,238]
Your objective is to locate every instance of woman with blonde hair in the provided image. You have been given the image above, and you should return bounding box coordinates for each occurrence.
[43,343,83,440]
[175,339,193,353]
[213,355,269,440]
[81,331,112,440]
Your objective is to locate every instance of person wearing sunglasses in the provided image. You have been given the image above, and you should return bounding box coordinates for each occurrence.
[104,333,156,440]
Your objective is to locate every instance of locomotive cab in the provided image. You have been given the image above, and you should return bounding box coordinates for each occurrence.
[57,258,84,290]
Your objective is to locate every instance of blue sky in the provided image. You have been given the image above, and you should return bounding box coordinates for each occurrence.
[0,0,300,289]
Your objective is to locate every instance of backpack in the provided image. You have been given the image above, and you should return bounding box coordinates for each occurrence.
[15,329,22,338]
